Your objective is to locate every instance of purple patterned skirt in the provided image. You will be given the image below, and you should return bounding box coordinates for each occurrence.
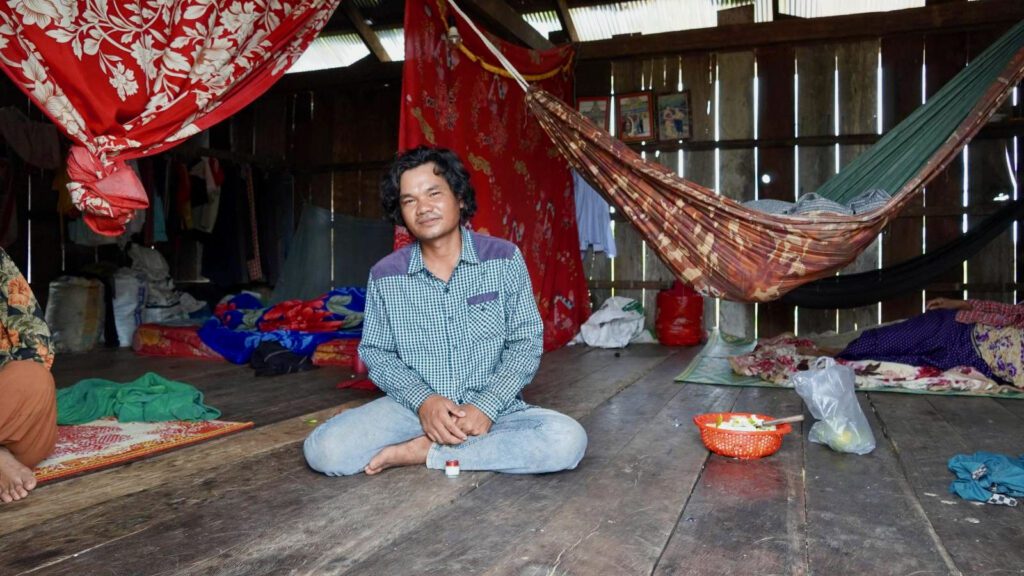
[839,309,997,380]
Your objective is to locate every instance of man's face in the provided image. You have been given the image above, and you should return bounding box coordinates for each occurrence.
[399,162,464,243]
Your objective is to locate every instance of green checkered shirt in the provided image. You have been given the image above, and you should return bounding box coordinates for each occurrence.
[358,229,543,421]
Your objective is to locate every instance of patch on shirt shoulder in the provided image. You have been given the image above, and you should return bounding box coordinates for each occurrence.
[467,291,499,305]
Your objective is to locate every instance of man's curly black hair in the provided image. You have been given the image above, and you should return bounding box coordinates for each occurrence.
[380,146,478,228]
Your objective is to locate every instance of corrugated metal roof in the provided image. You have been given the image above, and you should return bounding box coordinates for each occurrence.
[778,0,925,18]
[526,0,720,42]
[288,33,370,74]
[378,27,406,61]
[291,0,943,73]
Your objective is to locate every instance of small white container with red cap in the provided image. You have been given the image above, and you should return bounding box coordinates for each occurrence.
[445,459,460,477]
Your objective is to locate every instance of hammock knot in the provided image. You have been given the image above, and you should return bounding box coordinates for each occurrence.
[65,145,150,236]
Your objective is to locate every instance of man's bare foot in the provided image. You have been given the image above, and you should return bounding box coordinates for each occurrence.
[0,447,37,504]
[364,436,432,475]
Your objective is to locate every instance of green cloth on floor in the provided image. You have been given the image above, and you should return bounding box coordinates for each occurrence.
[674,331,762,387]
[57,372,221,425]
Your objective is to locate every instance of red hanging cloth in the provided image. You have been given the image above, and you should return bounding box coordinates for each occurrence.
[399,0,590,351]
[0,0,341,235]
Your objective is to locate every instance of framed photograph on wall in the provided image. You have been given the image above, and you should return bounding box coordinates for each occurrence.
[576,96,611,131]
[616,92,654,142]
[656,91,692,141]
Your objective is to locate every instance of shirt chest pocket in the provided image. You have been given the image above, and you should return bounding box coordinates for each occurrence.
[467,292,504,341]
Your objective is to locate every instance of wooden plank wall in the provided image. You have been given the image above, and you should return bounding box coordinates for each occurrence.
[756,44,796,337]
[680,53,719,334]
[645,57,686,330]
[610,60,648,317]
[580,22,1021,338]
[967,28,1018,305]
[0,78,63,307]
[794,42,837,335]
[717,50,756,339]
[6,21,1021,338]
[236,82,400,221]
[836,40,880,333]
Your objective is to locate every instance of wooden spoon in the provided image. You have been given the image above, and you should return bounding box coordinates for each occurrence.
[757,414,804,428]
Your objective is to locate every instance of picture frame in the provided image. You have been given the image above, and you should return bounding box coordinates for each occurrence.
[656,91,692,141]
[616,92,655,142]
[576,96,611,131]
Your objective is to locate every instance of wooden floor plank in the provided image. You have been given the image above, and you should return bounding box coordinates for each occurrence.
[803,393,952,575]
[993,398,1024,423]
[51,349,236,386]
[0,444,476,576]
[524,345,672,419]
[483,367,736,576]
[653,386,806,576]
[0,345,670,575]
[343,350,730,576]
[0,400,370,538]
[10,341,1017,576]
[870,393,1024,575]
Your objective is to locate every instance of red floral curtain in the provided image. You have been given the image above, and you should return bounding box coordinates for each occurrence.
[399,0,590,350]
[0,0,341,235]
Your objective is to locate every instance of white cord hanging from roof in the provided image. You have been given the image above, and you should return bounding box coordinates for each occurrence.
[446,0,531,92]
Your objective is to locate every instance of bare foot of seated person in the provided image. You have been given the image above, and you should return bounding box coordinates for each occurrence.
[364,436,432,475]
[0,446,38,504]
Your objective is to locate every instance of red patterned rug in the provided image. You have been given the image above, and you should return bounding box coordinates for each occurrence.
[34,418,254,483]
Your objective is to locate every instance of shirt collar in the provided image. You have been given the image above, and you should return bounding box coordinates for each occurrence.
[407,227,478,275]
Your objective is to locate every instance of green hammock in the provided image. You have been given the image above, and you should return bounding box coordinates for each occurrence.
[817,20,1024,204]
[523,20,1024,301]
[450,0,1024,301]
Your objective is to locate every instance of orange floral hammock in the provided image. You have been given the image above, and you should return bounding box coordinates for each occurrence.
[443,0,1024,302]
[520,21,1024,302]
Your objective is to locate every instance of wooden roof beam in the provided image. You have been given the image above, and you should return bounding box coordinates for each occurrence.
[343,1,392,63]
[462,0,554,50]
[578,0,1024,59]
[556,0,579,44]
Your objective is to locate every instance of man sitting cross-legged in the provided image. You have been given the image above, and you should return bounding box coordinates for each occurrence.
[303,146,587,476]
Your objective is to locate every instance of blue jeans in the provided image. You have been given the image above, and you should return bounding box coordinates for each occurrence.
[303,396,588,476]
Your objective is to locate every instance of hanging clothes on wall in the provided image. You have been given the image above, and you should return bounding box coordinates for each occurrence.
[0,107,62,170]
[0,158,17,247]
[271,203,330,303]
[201,163,250,287]
[243,165,263,282]
[254,169,295,287]
[574,170,616,258]
[137,157,167,244]
[190,157,223,234]
[174,161,193,231]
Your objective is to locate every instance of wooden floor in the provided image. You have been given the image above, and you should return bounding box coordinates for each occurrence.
[2,344,1023,575]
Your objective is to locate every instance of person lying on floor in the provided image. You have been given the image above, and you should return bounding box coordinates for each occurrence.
[0,249,56,503]
[303,146,587,476]
[838,297,1023,387]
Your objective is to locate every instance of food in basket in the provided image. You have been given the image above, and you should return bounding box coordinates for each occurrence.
[705,414,777,431]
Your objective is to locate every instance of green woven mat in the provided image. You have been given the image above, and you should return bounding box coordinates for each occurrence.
[675,331,1024,399]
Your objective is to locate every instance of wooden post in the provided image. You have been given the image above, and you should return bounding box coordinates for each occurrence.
[795,42,838,335]
[837,39,882,333]
[717,50,756,340]
[923,30,968,307]
[755,44,796,337]
[680,53,718,330]
[880,34,925,322]
[966,27,1017,304]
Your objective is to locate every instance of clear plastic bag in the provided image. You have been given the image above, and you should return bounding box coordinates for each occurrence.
[792,357,876,455]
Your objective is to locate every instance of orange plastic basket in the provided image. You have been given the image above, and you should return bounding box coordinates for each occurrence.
[693,412,793,460]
